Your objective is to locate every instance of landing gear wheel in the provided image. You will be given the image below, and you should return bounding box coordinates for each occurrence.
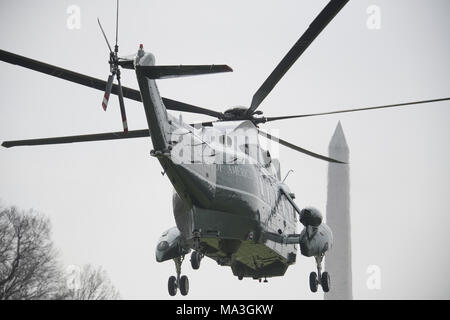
[168,255,189,296]
[190,251,201,270]
[168,276,177,296]
[321,271,330,292]
[238,274,243,280]
[179,275,189,296]
[309,272,318,293]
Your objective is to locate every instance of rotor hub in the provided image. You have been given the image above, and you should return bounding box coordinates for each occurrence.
[223,106,264,122]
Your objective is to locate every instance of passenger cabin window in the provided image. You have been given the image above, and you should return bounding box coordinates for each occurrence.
[261,149,271,167]
[219,135,232,147]
[239,143,253,156]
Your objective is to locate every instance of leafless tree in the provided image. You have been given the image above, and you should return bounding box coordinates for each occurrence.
[65,264,120,300]
[0,206,65,300]
[0,205,120,300]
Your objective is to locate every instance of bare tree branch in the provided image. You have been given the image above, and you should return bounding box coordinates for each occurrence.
[0,205,120,300]
[0,206,65,300]
[64,264,120,300]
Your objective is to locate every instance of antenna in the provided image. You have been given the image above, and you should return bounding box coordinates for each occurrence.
[282,169,294,183]
[115,0,119,50]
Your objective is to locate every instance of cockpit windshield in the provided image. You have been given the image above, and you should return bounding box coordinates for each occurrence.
[210,120,269,166]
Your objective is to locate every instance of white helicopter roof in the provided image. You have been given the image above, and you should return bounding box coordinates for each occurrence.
[211,120,256,132]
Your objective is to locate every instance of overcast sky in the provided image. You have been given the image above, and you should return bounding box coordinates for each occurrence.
[1,0,449,299]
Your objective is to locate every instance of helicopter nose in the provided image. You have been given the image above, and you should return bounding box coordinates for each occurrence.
[171,163,217,207]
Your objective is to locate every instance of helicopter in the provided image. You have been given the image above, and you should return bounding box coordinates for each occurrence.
[1,0,449,297]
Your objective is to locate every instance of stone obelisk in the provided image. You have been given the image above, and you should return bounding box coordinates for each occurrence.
[324,121,352,300]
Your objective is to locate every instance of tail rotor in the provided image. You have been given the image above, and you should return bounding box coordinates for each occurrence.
[97,0,128,132]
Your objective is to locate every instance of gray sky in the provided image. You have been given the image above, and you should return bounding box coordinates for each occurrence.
[1,0,449,299]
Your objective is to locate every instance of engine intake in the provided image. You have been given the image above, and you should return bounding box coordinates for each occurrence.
[299,207,323,227]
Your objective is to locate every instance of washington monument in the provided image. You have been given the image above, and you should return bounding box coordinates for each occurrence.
[325,121,352,300]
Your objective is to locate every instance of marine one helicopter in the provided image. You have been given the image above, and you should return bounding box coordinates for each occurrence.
[1,0,449,296]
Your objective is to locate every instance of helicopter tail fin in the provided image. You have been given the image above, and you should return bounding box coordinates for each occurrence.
[138,65,232,79]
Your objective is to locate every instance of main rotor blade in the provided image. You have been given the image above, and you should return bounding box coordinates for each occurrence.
[117,77,128,132]
[161,97,224,119]
[0,49,224,118]
[0,49,140,98]
[247,0,349,116]
[97,18,113,53]
[263,97,450,122]
[258,129,346,164]
[2,120,214,148]
[2,129,150,148]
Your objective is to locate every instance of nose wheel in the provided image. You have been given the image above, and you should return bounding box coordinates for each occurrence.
[168,255,190,296]
[168,275,177,296]
[309,254,330,293]
[190,251,203,270]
